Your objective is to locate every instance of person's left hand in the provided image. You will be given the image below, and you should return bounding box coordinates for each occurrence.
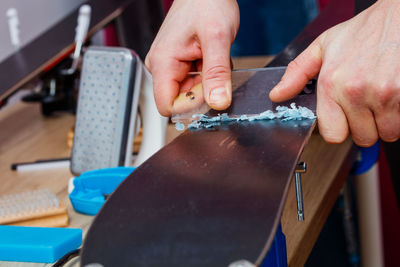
[269,0,400,147]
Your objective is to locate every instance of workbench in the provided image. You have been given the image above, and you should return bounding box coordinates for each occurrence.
[0,56,356,267]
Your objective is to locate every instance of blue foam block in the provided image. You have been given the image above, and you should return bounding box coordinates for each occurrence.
[0,225,82,263]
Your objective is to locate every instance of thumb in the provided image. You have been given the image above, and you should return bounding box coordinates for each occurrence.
[270,37,323,102]
[201,34,232,110]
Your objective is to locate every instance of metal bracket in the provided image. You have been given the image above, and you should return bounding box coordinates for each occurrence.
[295,162,306,221]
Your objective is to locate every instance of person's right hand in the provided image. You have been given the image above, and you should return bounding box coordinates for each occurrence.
[145,0,240,116]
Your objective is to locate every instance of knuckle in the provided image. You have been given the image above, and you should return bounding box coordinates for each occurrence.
[144,54,151,70]
[286,59,301,74]
[203,64,230,82]
[374,83,397,106]
[205,25,230,40]
[318,74,335,91]
[145,50,156,68]
[342,80,365,101]
[147,45,163,63]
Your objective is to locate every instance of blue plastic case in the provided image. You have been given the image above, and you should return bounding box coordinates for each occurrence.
[69,167,135,215]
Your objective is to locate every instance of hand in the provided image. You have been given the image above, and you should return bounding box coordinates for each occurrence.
[145,0,240,116]
[269,0,400,147]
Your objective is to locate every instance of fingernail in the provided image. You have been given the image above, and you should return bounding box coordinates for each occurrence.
[209,87,228,105]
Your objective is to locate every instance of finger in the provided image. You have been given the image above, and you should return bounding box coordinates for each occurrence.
[374,107,400,142]
[194,58,231,73]
[333,79,380,146]
[344,105,379,147]
[179,74,202,93]
[317,80,349,144]
[270,37,323,102]
[150,55,191,116]
[144,54,151,70]
[370,81,400,142]
[200,31,232,110]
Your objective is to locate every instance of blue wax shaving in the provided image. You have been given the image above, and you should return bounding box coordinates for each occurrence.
[258,110,275,120]
[220,113,236,122]
[238,115,248,121]
[204,122,220,129]
[173,102,316,131]
[175,122,185,131]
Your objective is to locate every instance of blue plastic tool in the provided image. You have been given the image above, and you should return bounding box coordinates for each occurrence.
[261,223,287,267]
[69,167,135,215]
[351,141,380,175]
[0,225,82,263]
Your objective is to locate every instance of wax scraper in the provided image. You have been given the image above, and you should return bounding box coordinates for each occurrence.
[171,67,317,128]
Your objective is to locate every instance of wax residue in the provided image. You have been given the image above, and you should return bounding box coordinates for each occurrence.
[175,122,185,131]
[175,103,316,131]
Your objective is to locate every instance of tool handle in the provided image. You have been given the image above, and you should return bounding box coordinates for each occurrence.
[6,8,20,50]
[72,5,91,68]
